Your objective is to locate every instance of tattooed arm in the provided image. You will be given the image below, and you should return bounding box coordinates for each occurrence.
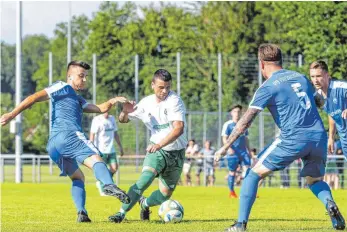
[214,108,261,161]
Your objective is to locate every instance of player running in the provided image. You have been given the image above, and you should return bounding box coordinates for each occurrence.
[221,105,252,198]
[309,60,347,159]
[0,61,130,223]
[108,69,187,223]
[214,44,345,231]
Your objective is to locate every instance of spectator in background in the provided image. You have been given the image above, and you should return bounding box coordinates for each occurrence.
[335,140,345,189]
[324,149,340,190]
[196,140,216,186]
[183,139,199,186]
[280,166,291,189]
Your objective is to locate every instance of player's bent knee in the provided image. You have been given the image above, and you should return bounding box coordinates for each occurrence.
[306,176,323,185]
[229,171,236,176]
[69,169,85,182]
[251,164,272,178]
[83,154,104,169]
[142,166,158,176]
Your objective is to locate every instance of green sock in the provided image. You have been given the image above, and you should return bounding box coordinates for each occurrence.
[146,190,170,207]
[121,171,155,212]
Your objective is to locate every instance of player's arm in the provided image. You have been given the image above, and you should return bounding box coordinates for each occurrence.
[114,131,124,156]
[147,120,184,153]
[328,115,336,154]
[0,90,49,126]
[89,132,95,143]
[83,97,128,113]
[215,108,260,160]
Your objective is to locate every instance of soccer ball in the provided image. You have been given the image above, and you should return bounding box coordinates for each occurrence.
[158,199,184,223]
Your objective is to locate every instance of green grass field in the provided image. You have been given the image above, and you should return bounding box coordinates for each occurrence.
[2,182,347,232]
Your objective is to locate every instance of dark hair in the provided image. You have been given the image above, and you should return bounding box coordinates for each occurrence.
[310,60,328,72]
[251,148,257,153]
[152,69,172,82]
[258,44,282,66]
[230,104,242,112]
[189,139,195,143]
[67,61,91,72]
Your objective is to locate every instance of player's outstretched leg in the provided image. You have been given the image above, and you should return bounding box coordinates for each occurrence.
[225,169,261,231]
[92,161,130,204]
[308,178,345,230]
[109,170,156,223]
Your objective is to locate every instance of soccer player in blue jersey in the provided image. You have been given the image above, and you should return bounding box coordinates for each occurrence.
[0,61,130,223]
[214,44,345,231]
[309,60,347,160]
[221,105,251,198]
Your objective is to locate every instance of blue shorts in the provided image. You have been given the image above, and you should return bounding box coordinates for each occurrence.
[256,138,327,178]
[226,150,251,171]
[47,131,100,176]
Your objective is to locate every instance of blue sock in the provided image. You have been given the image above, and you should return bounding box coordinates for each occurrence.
[228,175,235,191]
[309,180,333,207]
[72,180,87,214]
[238,170,261,222]
[93,162,114,185]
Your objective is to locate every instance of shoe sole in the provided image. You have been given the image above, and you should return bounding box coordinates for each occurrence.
[104,186,131,204]
[328,205,346,230]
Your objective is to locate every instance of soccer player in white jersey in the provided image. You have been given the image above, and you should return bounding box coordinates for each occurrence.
[90,112,124,196]
[0,61,130,223]
[109,69,188,223]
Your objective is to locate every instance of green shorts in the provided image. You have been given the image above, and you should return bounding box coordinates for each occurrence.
[143,148,185,190]
[101,152,118,165]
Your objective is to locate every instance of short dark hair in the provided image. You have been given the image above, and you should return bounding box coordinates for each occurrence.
[258,44,282,65]
[251,148,257,153]
[310,60,328,72]
[67,61,91,72]
[152,69,172,82]
[230,104,242,112]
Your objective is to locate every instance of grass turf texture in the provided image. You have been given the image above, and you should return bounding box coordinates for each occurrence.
[2,183,347,232]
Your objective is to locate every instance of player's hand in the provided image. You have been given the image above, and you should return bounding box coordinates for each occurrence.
[0,112,14,126]
[146,144,161,153]
[328,138,335,155]
[214,147,227,162]
[120,147,124,156]
[110,96,128,105]
[122,101,137,113]
[342,109,347,119]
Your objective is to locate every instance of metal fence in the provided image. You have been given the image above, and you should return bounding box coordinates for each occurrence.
[1,154,346,190]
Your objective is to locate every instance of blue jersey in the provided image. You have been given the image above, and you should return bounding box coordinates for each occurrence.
[221,120,249,152]
[45,81,89,134]
[322,80,347,155]
[250,69,325,141]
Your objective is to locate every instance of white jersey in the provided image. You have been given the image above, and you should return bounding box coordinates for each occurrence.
[129,91,188,151]
[90,114,118,154]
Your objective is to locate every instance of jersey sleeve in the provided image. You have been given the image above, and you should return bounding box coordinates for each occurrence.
[221,122,230,136]
[44,81,67,99]
[167,98,186,122]
[90,117,99,134]
[249,85,273,110]
[78,95,89,109]
[225,124,233,136]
